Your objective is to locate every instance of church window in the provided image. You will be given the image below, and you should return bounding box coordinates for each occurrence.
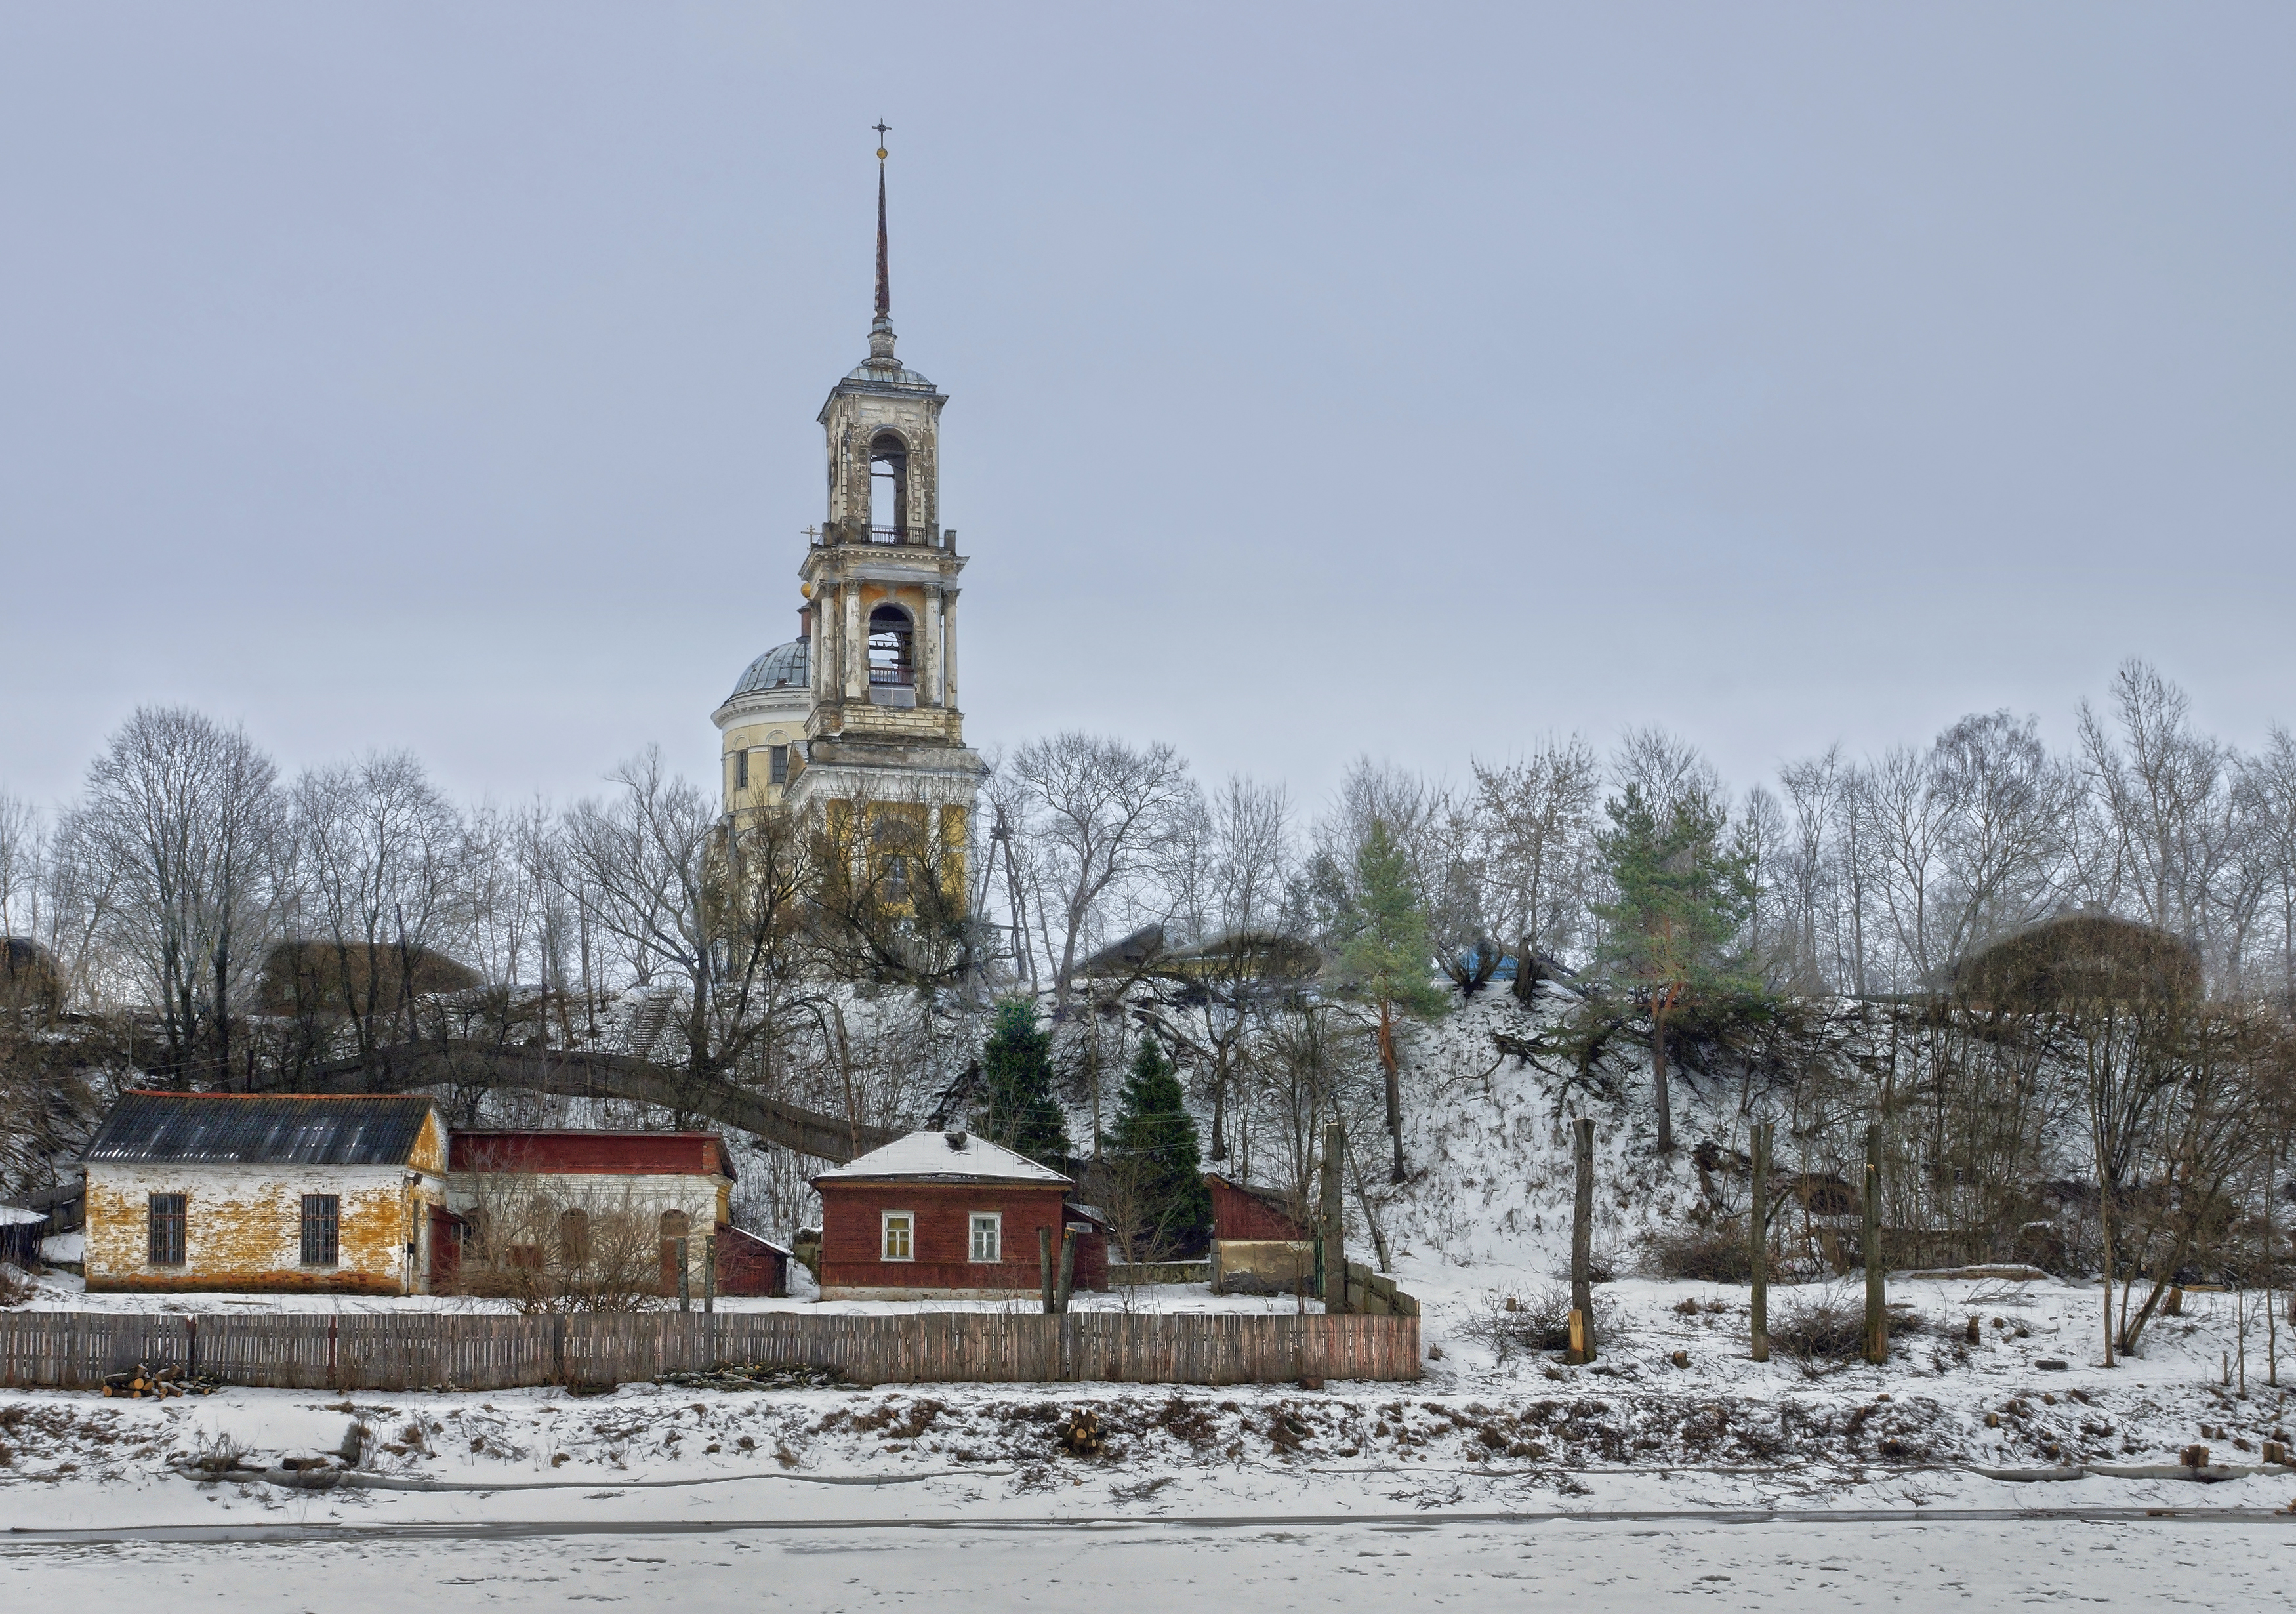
[769,745,789,786]
[735,751,750,790]
[868,605,914,687]
[868,433,907,543]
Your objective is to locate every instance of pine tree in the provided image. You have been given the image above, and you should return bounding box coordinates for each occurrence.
[1108,1035,1212,1249]
[979,997,1071,1169]
[1592,783,1757,1153]
[1339,817,1449,1182]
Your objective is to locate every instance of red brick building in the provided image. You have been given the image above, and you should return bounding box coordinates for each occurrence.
[447,1129,789,1298]
[810,1130,1105,1300]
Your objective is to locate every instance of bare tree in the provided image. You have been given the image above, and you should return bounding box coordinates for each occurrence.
[1008,732,1193,999]
[1472,735,1601,977]
[79,707,281,1085]
[1157,775,1297,1159]
[286,751,464,1052]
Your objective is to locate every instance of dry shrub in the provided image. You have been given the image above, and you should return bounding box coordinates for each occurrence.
[455,1174,673,1315]
[1650,1223,1753,1283]
[0,1263,33,1308]
[1460,1283,1624,1363]
[1772,1285,1927,1375]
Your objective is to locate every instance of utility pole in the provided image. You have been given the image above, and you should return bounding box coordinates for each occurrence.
[1570,1117,1595,1364]
[1750,1121,1771,1363]
[1863,1123,1887,1365]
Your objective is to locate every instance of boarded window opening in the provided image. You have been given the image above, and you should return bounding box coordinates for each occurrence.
[148,1193,186,1266]
[560,1209,591,1267]
[300,1194,340,1267]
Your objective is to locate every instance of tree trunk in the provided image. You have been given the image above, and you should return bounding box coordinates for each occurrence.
[1650,995,1675,1153]
[1380,999,1405,1183]
[1321,1121,1347,1313]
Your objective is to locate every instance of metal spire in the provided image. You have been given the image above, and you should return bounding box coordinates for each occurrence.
[873,121,891,320]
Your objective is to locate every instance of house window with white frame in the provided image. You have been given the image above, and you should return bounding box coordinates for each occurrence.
[881,1210,914,1261]
[969,1212,1001,1263]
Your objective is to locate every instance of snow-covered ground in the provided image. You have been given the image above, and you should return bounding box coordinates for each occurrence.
[6,990,2291,1604]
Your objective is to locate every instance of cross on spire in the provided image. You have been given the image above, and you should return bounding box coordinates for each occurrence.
[873,123,892,320]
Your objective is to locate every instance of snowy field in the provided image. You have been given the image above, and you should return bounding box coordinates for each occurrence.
[9,995,2294,1603]
[9,1513,2293,1613]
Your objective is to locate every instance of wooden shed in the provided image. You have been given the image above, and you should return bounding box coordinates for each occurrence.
[1206,1173,1314,1296]
[81,1092,448,1295]
[810,1129,1105,1300]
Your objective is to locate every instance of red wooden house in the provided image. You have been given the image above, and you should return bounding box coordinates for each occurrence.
[810,1129,1105,1300]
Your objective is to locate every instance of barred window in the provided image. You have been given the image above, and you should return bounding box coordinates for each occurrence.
[736,749,750,790]
[300,1194,340,1267]
[148,1193,186,1266]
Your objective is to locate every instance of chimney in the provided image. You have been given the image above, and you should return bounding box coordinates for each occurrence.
[944,1128,968,1151]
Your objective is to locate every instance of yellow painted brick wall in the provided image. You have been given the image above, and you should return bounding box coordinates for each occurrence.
[85,1163,429,1294]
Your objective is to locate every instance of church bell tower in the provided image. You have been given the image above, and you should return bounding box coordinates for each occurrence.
[784,132,982,877]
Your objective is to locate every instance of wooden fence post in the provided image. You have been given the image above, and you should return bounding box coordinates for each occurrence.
[677,1237,691,1313]
[1570,1116,1595,1365]
[1864,1123,1887,1365]
[1057,1226,1076,1315]
[703,1236,716,1316]
[1750,1120,1771,1363]
[1321,1121,1346,1314]
[1040,1226,1056,1314]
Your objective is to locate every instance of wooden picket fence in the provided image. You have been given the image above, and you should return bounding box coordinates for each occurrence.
[0,1308,1420,1392]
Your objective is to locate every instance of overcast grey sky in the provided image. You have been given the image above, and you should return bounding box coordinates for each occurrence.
[3,4,2290,814]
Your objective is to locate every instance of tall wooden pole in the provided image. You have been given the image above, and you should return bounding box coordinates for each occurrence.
[1321,1121,1347,1313]
[676,1236,691,1313]
[1863,1123,1887,1365]
[1750,1121,1771,1363]
[1039,1225,1056,1315]
[1570,1117,1595,1364]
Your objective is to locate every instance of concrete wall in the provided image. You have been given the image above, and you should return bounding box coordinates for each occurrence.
[1210,1238,1314,1296]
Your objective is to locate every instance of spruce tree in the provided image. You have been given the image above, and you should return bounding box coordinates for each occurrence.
[1339,817,1448,1182]
[1591,783,1757,1153]
[979,997,1071,1169]
[1108,1035,1212,1248]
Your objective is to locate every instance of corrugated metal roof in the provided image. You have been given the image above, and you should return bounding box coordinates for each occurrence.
[83,1092,438,1167]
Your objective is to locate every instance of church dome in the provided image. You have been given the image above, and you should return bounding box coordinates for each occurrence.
[729,640,810,698]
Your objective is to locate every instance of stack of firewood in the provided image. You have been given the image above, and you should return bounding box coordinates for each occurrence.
[101,1363,219,1399]
[1057,1409,1104,1457]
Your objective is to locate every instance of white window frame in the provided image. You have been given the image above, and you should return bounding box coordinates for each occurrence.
[968,1212,1002,1264]
[880,1209,914,1262]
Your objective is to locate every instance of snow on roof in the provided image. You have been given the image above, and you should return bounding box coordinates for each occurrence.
[0,1205,45,1226]
[811,1129,1070,1187]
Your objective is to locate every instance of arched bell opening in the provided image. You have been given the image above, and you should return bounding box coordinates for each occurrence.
[868,432,909,543]
[868,604,915,690]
